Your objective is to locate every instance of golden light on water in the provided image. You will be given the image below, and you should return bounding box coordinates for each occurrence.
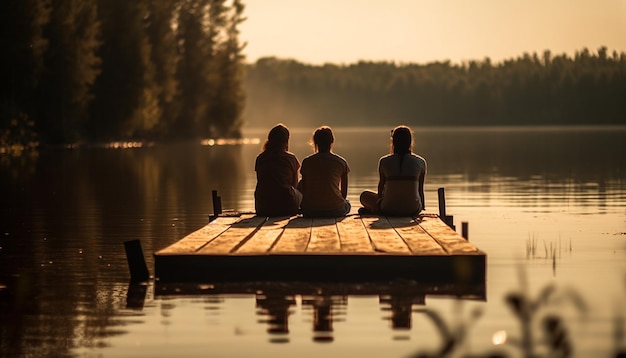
[105,141,147,149]
[200,138,261,146]
[99,138,261,149]
[492,330,507,345]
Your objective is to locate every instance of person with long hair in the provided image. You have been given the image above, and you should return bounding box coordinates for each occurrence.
[254,123,302,216]
[359,125,427,216]
[299,126,351,217]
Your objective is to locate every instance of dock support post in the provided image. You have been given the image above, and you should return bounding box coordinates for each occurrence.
[438,188,446,218]
[124,240,150,283]
[438,187,454,229]
[126,283,148,309]
[462,222,469,240]
[211,190,222,220]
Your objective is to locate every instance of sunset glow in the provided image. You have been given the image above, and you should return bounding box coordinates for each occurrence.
[240,0,626,65]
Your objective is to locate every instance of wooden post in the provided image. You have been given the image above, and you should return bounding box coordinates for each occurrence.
[212,190,222,216]
[438,187,454,229]
[437,188,446,218]
[124,240,150,283]
[462,222,469,241]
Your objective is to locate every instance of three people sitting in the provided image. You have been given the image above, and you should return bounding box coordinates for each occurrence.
[254,124,427,217]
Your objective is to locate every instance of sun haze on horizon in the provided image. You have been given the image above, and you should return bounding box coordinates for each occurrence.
[239,0,626,65]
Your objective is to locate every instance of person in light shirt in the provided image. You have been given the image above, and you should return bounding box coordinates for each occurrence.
[359,125,427,217]
[299,126,351,217]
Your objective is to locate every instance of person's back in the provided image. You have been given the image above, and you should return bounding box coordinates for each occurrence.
[300,151,349,212]
[255,149,300,216]
[378,152,426,216]
[254,124,302,216]
[299,126,351,217]
[359,125,427,217]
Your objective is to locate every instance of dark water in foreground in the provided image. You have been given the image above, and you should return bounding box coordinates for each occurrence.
[1,126,625,357]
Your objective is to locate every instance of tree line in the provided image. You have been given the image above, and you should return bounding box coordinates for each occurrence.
[2,0,624,148]
[1,0,246,146]
[244,48,626,128]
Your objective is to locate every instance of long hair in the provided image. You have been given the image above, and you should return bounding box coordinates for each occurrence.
[263,124,290,152]
[390,125,413,171]
[311,126,334,153]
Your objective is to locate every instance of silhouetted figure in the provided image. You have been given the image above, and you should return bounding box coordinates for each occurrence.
[254,124,302,216]
[360,125,427,216]
[303,294,345,343]
[256,292,296,340]
[299,126,351,217]
[380,293,425,329]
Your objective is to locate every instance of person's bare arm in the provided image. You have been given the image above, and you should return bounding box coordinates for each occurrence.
[418,172,425,210]
[377,171,385,198]
[341,172,349,198]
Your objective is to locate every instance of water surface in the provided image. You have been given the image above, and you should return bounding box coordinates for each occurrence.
[1,126,625,357]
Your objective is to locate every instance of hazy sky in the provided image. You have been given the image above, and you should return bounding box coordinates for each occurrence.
[239,0,626,65]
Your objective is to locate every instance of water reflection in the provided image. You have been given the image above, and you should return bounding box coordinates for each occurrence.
[256,291,295,340]
[154,280,485,343]
[0,127,624,356]
[0,272,140,356]
[303,294,343,342]
[380,291,425,330]
[125,283,148,310]
[0,142,249,357]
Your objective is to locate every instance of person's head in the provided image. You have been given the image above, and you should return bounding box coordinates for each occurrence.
[311,126,334,153]
[263,123,290,152]
[390,125,413,155]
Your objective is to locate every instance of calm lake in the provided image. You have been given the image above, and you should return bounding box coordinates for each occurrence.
[1,126,625,357]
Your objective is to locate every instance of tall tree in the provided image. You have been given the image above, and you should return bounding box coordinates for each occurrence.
[210,0,246,137]
[2,0,249,145]
[38,0,100,143]
[145,0,181,138]
[175,0,246,139]
[91,0,158,140]
[176,0,215,138]
[0,0,50,146]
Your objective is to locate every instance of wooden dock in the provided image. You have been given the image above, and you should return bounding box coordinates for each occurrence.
[153,213,486,284]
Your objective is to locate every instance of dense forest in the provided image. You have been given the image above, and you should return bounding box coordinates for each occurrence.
[1,0,246,146]
[244,48,626,128]
[1,1,625,148]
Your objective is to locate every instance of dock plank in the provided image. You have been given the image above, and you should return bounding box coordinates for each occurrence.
[235,216,292,254]
[307,218,340,252]
[387,217,446,255]
[197,215,266,254]
[156,216,241,255]
[418,216,480,254]
[271,216,312,253]
[360,216,411,254]
[336,216,373,252]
